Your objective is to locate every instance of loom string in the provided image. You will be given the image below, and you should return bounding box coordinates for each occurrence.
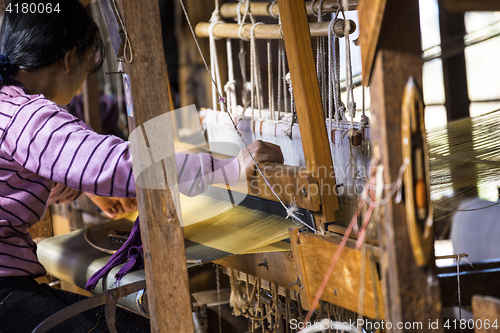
[178,0,316,232]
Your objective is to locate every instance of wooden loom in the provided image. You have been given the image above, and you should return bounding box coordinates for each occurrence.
[33,0,500,332]
[78,0,438,330]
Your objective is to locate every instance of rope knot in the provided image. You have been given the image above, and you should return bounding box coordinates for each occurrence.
[360,113,369,126]
[224,80,236,93]
[347,101,356,118]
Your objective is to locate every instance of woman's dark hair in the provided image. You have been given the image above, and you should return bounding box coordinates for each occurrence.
[0,0,105,84]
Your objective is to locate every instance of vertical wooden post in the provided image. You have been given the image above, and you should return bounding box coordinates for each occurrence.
[277,0,339,225]
[438,0,470,122]
[365,0,443,329]
[116,1,193,332]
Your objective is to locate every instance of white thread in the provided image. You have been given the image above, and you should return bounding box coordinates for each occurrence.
[316,0,327,113]
[225,38,237,113]
[250,22,264,123]
[360,164,405,207]
[277,39,283,119]
[268,0,279,19]
[208,19,223,112]
[267,39,275,120]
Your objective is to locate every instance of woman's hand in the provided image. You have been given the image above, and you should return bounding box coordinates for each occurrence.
[236,140,284,181]
[86,193,138,219]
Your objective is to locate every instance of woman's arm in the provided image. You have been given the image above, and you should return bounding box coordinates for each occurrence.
[2,100,283,200]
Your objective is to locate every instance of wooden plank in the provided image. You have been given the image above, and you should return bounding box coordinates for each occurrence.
[212,162,321,211]
[297,232,384,319]
[115,1,193,332]
[443,0,500,13]
[214,252,300,292]
[366,0,444,329]
[277,0,339,225]
[472,295,500,333]
[289,228,313,309]
[358,0,388,86]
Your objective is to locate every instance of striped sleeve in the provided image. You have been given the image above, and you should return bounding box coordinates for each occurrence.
[0,99,240,198]
[0,101,135,197]
[175,152,240,197]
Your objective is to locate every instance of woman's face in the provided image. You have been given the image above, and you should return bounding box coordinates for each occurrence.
[56,48,95,105]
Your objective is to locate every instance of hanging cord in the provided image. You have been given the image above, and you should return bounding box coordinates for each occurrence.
[225,38,237,114]
[237,1,250,109]
[328,7,345,122]
[284,72,297,139]
[268,0,279,19]
[208,12,224,112]
[333,36,345,121]
[250,22,264,126]
[178,0,316,232]
[315,0,327,114]
[340,9,356,128]
[267,39,275,120]
[110,0,133,63]
[327,18,336,142]
[277,38,283,120]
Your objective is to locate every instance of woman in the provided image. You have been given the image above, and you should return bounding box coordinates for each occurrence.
[0,1,283,332]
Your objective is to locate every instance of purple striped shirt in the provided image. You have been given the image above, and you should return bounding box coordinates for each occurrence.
[0,84,239,277]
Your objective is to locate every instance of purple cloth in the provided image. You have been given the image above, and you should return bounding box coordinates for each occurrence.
[85,217,143,291]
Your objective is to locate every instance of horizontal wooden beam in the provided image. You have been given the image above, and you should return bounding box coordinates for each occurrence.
[219,0,359,18]
[214,252,300,292]
[443,0,500,13]
[195,21,355,40]
[212,162,321,211]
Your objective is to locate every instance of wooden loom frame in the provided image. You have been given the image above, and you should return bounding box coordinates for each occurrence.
[95,0,500,332]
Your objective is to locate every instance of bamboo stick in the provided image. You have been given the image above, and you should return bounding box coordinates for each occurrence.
[219,0,359,18]
[195,20,356,40]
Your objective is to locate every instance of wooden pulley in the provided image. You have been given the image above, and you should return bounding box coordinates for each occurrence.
[401,76,433,267]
